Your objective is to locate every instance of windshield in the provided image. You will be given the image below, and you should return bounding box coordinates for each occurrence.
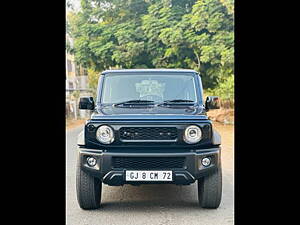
[100,73,199,104]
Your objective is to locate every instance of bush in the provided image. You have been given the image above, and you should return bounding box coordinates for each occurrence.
[204,74,234,108]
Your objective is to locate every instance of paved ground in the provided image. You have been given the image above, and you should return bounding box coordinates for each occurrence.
[66,123,234,225]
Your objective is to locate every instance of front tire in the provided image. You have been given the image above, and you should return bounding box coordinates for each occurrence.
[198,168,222,209]
[76,161,102,210]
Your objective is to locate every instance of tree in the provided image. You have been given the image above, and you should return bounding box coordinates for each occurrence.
[182,0,234,88]
[67,0,234,98]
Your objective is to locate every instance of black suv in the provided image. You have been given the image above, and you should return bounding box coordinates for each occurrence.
[76,69,222,209]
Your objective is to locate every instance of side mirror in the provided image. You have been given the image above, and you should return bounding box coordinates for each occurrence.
[79,97,95,110]
[205,96,220,111]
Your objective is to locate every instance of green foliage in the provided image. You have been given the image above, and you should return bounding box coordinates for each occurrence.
[205,74,234,100]
[67,0,234,101]
[87,68,99,99]
[71,90,80,100]
[182,0,234,88]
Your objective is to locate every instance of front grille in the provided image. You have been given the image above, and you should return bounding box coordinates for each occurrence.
[119,127,178,141]
[112,157,185,169]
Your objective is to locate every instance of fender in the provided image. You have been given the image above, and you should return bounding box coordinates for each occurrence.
[77,129,85,146]
[212,129,221,145]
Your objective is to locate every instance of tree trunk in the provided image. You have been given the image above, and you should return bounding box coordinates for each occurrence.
[194,50,201,71]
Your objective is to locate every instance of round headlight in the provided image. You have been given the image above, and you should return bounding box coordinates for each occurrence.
[96,125,115,144]
[183,125,202,144]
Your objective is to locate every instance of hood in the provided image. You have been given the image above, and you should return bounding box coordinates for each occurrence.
[90,105,208,120]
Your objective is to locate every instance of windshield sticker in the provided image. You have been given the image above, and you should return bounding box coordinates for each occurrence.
[135,80,165,98]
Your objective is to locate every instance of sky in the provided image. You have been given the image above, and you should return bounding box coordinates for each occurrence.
[66,0,81,12]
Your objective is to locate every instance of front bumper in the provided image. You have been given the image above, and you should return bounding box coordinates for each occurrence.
[78,147,221,186]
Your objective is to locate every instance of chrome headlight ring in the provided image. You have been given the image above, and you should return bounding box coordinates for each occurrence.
[183,125,202,144]
[96,125,115,144]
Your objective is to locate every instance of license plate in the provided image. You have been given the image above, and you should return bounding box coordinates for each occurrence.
[125,170,173,181]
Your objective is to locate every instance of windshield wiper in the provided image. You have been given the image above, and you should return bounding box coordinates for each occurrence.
[157,99,196,107]
[113,100,155,107]
[161,99,195,104]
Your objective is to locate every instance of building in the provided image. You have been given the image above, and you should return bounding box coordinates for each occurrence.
[66,33,90,119]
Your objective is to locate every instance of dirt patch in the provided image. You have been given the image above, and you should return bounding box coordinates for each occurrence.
[207,108,234,125]
[66,119,86,130]
[213,122,234,134]
[212,122,234,148]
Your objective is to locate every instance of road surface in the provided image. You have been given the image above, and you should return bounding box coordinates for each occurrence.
[66,123,234,225]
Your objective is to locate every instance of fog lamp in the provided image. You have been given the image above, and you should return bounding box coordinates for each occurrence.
[87,157,97,167]
[201,157,211,167]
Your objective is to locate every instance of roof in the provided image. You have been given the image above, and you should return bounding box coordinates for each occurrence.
[101,68,198,74]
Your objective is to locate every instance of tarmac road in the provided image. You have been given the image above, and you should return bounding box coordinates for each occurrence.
[66,123,234,225]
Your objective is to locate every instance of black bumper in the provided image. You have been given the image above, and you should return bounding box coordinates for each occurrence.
[78,147,221,186]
